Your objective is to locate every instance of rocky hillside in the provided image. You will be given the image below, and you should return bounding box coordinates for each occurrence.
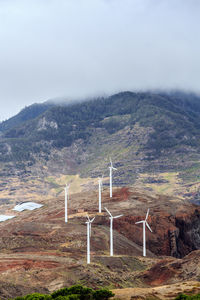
[0,186,199,299]
[1,91,200,204]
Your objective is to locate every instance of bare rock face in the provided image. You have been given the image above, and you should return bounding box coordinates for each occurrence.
[37,117,58,131]
[175,209,200,256]
[140,250,200,286]
[106,188,200,258]
[149,209,200,258]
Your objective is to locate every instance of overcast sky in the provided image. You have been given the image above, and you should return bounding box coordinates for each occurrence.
[0,0,200,121]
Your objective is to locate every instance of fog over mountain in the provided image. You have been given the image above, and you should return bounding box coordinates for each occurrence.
[0,0,199,121]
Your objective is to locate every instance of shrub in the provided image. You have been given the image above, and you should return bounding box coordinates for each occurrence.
[93,289,114,300]
[22,293,52,300]
[12,284,114,300]
[51,288,69,298]
[175,294,200,300]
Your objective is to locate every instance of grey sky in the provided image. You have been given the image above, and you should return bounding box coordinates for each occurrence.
[0,0,200,121]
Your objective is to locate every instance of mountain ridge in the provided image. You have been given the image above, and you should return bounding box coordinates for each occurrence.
[1,91,200,204]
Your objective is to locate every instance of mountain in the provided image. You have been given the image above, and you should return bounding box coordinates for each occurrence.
[0,102,54,133]
[1,91,200,204]
[0,91,200,299]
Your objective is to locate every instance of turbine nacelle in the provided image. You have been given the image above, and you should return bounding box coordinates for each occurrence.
[109,158,117,198]
[109,214,123,220]
[98,176,103,190]
[104,207,123,256]
[64,183,70,191]
[86,215,95,237]
[109,158,117,170]
[135,209,153,257]
[110,166,117,171]
[135,220,152,232]
[86,214,95,224]
[85,215,95,264]
[135,209,152,232]
[104,207,123,219]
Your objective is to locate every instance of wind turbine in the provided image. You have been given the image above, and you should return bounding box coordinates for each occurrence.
[98,176,103,213]
[86,215,95,264]
[135,209,152,257]
[64,184,70,223]
[104,207,123,256]
[109,158,117,198]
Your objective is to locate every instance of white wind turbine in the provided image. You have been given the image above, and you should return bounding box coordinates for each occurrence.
[64,184,70,223]
[109,158,117,198]
[135,209,152,257]
[86,215,95,264]
[98,176,103,213]
[104,207,123,256]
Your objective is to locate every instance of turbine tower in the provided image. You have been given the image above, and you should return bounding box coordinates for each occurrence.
[104,207,123,256]
[109,158,117,198]
[64,184,70,223]
[86,215,95,264]
[135,209,152,257]
[98,176,103,213]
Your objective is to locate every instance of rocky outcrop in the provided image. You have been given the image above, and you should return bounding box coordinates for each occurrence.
[108,189,200,258]
[140,250,200,286]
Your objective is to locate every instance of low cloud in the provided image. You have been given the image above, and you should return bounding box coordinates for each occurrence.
[0,0,200,120]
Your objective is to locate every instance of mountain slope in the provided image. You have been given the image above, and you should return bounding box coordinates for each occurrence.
[0,92,200,298]
[2,91,200,155]
[1,91,200,203]
[0,102,54,133]
[0,186,199,299]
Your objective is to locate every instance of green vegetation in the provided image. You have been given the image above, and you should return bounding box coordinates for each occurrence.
[12,284,114,300]
[0,103,53,132]
[175,293,200,300]
[12,290,200,300]
[1,91,200,171]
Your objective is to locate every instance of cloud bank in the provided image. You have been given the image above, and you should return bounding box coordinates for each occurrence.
[0,0,200,120]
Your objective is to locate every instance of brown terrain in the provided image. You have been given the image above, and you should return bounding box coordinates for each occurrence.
[0,181,199,299]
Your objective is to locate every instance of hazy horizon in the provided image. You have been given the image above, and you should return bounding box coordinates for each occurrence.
[0,0,200,121]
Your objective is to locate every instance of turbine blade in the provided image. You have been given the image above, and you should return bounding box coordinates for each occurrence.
[146,221,153,232]
[112,167,117,170]
[104,207,112,217]
[135,220,144,224]
[145,209,150,221]
[86,214,90,222]
[113,214,123,219]
[90,217,95,223]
